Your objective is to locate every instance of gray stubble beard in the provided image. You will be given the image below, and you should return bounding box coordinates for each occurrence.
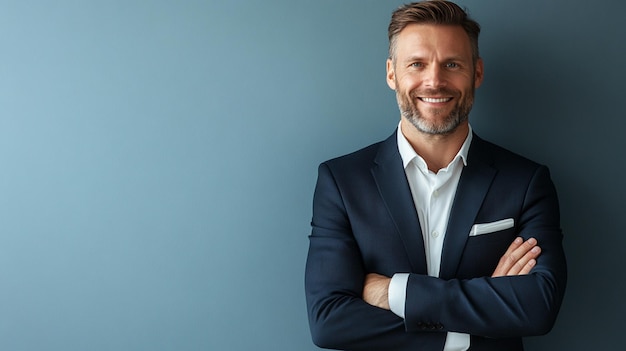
[397,87,474,136]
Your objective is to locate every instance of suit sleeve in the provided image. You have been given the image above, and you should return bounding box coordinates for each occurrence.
[305,163,444,350]
[403,165,567,337]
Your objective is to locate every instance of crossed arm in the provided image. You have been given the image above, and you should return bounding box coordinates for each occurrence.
[363,237,542,310]
[306,162,566,348]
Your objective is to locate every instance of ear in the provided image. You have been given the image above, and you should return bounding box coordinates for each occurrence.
[386,58,397,90]
[474,57,484,89]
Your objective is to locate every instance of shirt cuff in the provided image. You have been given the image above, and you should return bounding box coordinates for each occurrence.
[389,273,409,319]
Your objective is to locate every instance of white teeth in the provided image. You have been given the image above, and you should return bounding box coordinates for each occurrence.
[421,97,451,103]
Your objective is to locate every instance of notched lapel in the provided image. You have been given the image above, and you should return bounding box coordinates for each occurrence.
[371,133,428,275]
[439,138,496,279]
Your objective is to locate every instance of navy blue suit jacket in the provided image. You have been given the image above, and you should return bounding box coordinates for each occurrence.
[305,131,567,350]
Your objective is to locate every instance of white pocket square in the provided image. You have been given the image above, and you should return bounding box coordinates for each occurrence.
[469,218,514,236]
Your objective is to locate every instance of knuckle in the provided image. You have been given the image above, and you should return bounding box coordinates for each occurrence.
[505,254,518,265]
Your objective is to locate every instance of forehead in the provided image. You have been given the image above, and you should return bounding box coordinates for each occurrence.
[394,23,473,60]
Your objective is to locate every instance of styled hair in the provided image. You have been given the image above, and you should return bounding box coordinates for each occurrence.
[388,1,481,63]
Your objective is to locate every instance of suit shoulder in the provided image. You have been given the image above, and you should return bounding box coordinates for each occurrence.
[474,136,545,170]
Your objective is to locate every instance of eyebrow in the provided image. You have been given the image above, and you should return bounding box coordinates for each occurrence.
[403,55,469,63]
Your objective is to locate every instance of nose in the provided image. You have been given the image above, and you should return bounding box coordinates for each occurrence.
[424,65,446,88]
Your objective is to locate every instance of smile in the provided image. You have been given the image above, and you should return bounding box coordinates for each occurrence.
[419,97,453,103]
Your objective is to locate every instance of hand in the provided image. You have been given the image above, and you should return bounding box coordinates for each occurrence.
[362,273,391,310]
[492,237,541,277]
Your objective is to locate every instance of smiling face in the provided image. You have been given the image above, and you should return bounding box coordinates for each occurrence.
[387,24,484,136]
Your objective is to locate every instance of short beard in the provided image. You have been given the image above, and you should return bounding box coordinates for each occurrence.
[397,87,474,135]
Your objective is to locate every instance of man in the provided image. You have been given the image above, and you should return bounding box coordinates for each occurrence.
[305,1,567,350]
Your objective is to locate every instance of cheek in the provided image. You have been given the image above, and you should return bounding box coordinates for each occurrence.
[395,70,419,85]
[453,76,475,92]
[398,78,421,95]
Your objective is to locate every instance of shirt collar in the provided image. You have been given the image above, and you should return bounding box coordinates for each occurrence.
[396,121,473,170]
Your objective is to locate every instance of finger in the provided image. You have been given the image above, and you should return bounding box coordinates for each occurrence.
[492,237,538,277]
[513,237,538,258]
[506,237,538,267]
[517,258,537,275]
[501,237,524,257]
[492,237,526,276]
[507,245,541,275]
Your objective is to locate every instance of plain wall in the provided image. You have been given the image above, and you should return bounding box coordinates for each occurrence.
[0,1,624,350]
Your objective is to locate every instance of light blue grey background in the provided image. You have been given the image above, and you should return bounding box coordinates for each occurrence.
[0,1,624,350]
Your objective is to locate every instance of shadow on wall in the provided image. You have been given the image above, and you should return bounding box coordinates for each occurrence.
[471,26,626,351]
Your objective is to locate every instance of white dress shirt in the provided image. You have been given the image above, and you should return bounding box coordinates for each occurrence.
[388,122,472,351]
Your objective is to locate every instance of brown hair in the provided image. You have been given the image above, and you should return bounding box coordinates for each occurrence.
[388,1,481,63]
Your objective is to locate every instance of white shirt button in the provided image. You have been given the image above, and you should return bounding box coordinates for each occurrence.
[432,230,440,238]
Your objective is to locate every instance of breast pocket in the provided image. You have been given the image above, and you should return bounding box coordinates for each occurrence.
[469,218,514,236]
[457,226,517,278]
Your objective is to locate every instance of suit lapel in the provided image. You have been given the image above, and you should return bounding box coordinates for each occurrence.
[439,136,497,279]
[371,132,428,274]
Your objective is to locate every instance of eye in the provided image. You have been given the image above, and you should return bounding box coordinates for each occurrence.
[410,62,424,68]
[445,62,460,69]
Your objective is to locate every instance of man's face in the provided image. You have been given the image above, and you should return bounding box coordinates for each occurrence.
[386,24,483,135]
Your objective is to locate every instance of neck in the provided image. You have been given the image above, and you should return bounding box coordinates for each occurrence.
[400,119,469,172]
